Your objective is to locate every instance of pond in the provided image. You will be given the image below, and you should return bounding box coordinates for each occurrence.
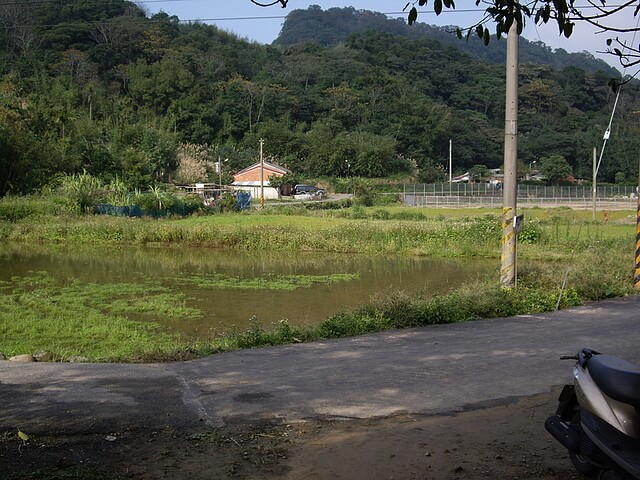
[0,243,497,339]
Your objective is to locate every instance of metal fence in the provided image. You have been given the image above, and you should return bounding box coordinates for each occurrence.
[402,184,637,208]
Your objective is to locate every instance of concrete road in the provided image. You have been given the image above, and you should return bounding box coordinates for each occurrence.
[1,296,639,435]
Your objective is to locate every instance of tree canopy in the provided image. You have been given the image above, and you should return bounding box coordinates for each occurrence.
[540,154,573,184]
[259,1,640,75]
[273,6,618,76]
[401,0,640,76]
[0,1,638,196]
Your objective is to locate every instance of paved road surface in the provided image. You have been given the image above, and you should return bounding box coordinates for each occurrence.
[1,296,639,435]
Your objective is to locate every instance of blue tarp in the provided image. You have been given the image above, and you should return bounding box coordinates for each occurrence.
[236,192,251,210]
[95,204,144,217]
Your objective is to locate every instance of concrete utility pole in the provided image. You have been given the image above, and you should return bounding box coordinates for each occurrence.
[635,152,640,290]
[259,138,265,209]
[592,147,597,221]
[449,139,453,183]
[218,157,223,188]
[500,19,519,288]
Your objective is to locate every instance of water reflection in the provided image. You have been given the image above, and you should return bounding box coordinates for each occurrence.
[0,243,497,338]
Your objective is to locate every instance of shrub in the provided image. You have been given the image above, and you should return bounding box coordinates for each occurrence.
[518,219,543,244]
[317,311,391,338]
[0,195,67,221]
[371,209,390,220]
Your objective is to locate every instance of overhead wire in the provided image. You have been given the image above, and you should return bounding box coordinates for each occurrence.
[0,1,629,28]
[595,12,640,177]
[555,11,638,307]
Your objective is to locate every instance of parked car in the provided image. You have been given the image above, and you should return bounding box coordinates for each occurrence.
[293,184,325,196]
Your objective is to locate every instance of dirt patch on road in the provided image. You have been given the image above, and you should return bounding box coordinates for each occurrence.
[1,390,580,480]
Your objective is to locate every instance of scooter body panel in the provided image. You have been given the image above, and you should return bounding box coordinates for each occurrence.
[581,409,640,479]
[575,364,640,439]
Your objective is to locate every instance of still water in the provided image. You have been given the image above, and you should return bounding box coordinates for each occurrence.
[0,243,497,338]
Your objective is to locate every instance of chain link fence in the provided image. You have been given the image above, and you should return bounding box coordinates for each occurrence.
[403,184,637,208]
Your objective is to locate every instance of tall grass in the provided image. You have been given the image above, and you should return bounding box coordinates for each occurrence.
[2,215,499,255]
[2,209,632,261]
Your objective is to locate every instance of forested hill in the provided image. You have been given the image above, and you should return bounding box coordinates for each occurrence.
[1,0,638,198]
[274,6,620,77]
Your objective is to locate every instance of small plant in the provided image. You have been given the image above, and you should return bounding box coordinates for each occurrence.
[105,176,132,206]
[234,318,269,348]
[372,209,390,220]
[350,205,368,219]
[217,192,239,212]
[518,220,543,244]
[148,185,167,211]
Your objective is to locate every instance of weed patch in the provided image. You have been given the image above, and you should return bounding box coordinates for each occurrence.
[173,273,358,291]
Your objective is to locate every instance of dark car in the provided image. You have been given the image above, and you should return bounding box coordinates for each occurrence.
[293,184,325,196]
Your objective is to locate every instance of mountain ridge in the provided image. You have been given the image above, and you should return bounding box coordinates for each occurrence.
[273,6,620,77]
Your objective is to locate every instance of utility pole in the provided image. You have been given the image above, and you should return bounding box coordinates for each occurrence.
[592,147,597,221]
[449,139,452,183]
[259,138,265,209]
[635,152,640,290]
[500,19,519,288]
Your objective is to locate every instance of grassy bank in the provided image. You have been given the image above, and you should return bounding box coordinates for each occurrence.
[0,199,637,362]
[1,202,634,258]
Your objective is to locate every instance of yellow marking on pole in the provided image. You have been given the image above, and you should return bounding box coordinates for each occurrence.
[501,206,516,286]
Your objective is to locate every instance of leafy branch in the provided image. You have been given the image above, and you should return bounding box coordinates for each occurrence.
[398,0,640,84]
[249,0,288,7]
[250,0,640,63]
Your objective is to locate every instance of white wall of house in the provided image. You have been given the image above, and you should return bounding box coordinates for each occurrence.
[231,183,280,200]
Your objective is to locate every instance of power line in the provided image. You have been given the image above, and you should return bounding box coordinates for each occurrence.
[0,3,491,31]
[0,1,631,32]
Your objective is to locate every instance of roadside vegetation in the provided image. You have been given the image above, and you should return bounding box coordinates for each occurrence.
[0,193,635,363]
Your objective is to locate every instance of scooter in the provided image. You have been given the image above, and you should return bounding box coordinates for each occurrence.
[545,348,640,479]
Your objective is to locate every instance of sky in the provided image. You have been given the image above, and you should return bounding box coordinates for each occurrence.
[140,0,639,72]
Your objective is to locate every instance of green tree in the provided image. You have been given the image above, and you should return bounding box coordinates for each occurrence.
[126,56,195,113]
[417,159,447,183]
[469,164,490,183]
[114,123,178,186]
[540,154,572,185]
[0,78,62,195]
[139,12,179,61]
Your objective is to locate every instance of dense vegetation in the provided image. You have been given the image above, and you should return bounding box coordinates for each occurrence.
[1,1,639,198]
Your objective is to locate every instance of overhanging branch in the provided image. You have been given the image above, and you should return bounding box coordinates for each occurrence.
[249,0,288,7]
